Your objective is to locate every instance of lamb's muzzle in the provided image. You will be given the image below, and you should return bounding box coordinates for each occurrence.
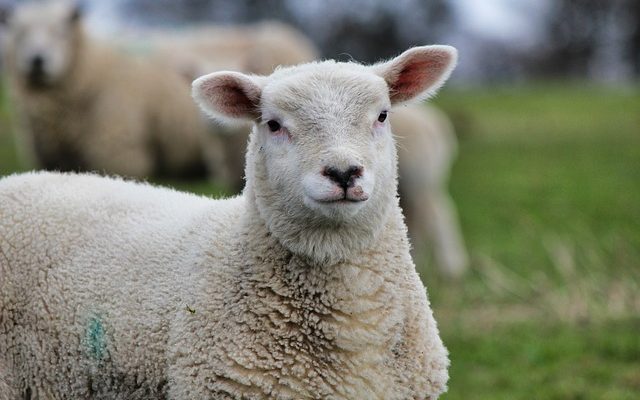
[322,165,363,189]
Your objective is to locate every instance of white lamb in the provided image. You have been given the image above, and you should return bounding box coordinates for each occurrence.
[0,45,456,399]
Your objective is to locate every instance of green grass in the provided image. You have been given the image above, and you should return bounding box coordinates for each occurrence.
[0,82,25,175]
[438,84,640,278]
[444,319,640,400]
[1,82,639,398]
[430,84,640,399]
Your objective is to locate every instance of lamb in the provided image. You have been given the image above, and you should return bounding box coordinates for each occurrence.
[1,1,226,179]
[0,44,456,399]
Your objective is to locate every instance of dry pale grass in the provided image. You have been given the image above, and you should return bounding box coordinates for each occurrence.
[435,232,640,332]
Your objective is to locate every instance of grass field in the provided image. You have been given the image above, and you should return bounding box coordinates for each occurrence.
[433,85,640,399]
[1,82,639,398]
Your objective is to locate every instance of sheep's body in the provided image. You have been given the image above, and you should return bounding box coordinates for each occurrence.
[1,45,455,399]
[122,21,319,189]
[9,45,213,178]
[127,21,319,80]
[0,172,230,398]
[394,105,469,278]
[0,171,446,399]
[2,2,224,179]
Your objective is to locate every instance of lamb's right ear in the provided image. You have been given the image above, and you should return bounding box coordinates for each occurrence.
[373,45,457,104]
[192,71,263,123]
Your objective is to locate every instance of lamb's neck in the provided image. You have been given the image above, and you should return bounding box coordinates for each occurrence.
[244,180,398,266]
[235,201,414,383]
[241,195,411,280]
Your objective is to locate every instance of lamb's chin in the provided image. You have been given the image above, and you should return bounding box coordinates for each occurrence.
[303,194,366,219]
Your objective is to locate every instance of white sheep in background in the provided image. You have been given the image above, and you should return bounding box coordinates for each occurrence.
[121,20,320,190]
[0,1,226,179]
[394,104,469,278]
[0,45,456,399]
[129,21,320,80]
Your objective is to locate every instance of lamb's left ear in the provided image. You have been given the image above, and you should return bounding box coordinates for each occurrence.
[192,71,264,124]
[373,45,457,104]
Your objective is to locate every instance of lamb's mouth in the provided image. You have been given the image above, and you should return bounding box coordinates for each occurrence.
[310,191,369,204]
[315,196,368,204]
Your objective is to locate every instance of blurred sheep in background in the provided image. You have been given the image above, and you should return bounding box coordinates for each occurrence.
[395,105,468,278]
[0,0,225,179]
[128,21,320,79]
[117,20,321,191]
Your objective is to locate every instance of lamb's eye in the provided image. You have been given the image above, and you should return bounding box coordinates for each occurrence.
[267,120,281,132]
[377,111,388,123]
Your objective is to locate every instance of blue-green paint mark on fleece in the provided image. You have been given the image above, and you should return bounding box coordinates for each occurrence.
[85,315,107,361]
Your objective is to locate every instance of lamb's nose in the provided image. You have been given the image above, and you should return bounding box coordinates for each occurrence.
[30,55,45,72]
[322,165,364,190]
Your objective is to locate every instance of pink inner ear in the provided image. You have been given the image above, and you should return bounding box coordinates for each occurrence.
[200,76,259,118]
[390,54,450,102]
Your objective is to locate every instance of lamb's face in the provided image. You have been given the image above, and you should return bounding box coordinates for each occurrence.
[256,66,395,222]
[4,2,82,89]
[193,46,457,263]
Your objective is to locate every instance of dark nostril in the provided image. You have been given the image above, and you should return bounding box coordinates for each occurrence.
[31,55,44,71]
[322,165,364,189]
[347,165,363,178]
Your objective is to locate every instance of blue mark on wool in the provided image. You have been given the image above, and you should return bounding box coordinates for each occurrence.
[85,315,107,361]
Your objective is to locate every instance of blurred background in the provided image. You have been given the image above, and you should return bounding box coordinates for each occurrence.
[1,1,639,398]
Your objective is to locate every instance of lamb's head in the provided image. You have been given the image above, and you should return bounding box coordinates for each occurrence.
[194,46,457,265]
[1,1,83,89]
